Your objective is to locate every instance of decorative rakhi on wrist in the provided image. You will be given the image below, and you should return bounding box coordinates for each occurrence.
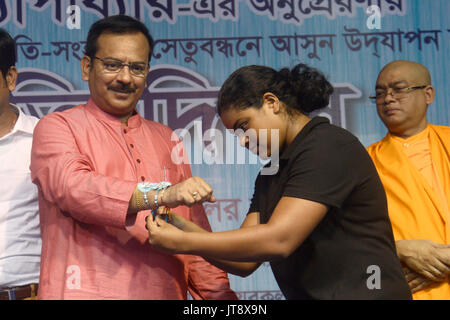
[137,181,171,221]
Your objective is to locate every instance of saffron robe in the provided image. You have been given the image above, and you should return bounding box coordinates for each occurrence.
[367,124,450,300]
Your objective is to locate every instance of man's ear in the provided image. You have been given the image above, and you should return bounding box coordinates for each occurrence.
[5,66,18,91]
[424,85,435,105]
[81,56,91,81]
[262,92,281,114]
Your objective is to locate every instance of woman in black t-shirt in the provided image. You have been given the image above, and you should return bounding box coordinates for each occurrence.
[146,64,412,299]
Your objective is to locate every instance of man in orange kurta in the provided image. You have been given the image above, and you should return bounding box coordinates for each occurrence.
[367,60,450,299]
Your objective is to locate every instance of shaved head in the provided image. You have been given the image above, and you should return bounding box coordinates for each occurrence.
[377,60,431,86]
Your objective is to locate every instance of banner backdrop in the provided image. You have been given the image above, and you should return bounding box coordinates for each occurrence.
[3,0,449,300]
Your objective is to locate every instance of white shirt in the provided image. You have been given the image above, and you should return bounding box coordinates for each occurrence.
[0,105,41,287]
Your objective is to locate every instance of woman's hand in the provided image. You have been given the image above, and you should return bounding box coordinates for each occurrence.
[146,214,188,254]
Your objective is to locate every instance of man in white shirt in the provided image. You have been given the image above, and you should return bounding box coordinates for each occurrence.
[0,28,41,300]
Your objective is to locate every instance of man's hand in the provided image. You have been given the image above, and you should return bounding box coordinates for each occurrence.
[403,266,435,293]
[396,239,450,282]
[162,176,216,208]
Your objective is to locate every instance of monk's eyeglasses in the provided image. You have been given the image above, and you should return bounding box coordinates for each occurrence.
[369,85,427,103]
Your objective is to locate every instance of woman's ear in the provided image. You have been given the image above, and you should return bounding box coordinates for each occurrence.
[262,92,281,114]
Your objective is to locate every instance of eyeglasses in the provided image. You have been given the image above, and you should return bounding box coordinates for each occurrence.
[369,85,427,103]
[93,56,148,77]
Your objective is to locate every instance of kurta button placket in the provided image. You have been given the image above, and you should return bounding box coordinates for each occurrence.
[123,125,141,176]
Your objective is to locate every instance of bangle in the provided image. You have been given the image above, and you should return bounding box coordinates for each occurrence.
[154,189,160,209]
[159,188,169,222]
[159,187,167,206]
[137,181,172,211]
[134,189,143,211]
[143,190,151,209]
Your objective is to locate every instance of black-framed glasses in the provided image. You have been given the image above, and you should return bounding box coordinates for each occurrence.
[369,85,427,103]
[93,56,148,77]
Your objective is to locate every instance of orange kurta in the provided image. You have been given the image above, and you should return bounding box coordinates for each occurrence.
[367,124,450,300]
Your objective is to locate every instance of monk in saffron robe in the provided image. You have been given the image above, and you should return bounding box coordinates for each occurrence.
[367,60,450,299]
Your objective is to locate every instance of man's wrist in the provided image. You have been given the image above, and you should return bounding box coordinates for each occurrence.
[137,182,171,210]
[159,187,168,207]
[396,240,415,262]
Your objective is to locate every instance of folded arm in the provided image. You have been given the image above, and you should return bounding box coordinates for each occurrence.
[396,239,450,290]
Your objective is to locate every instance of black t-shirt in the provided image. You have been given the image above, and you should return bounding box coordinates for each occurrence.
[248,117,411,300]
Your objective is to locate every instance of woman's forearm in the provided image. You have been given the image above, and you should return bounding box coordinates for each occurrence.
[172,214,261,276]
[182,223,288,262]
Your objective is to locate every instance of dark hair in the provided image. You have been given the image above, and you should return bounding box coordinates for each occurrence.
[84,15,154,63]
[0,28,16,79]
[217,64,333,116]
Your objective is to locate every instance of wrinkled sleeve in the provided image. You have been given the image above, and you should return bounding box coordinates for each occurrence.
[186,205,238,300]
[30,113,136,229]
[168,134,237,300]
